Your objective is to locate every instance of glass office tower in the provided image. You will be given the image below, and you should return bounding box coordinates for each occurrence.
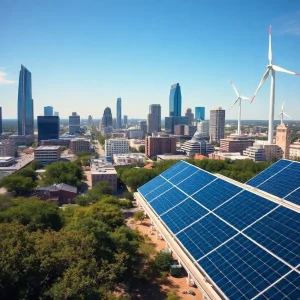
[195,107,205,121]
[116,98,122,129]
[169,83,182,117]
[18,65,34,135]
[37,116,60,142]
[44,106,53,116]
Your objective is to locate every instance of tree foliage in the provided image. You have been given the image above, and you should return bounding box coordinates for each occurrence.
[134,210,145,224]
[154,251,172,271]
[0,174,37,196]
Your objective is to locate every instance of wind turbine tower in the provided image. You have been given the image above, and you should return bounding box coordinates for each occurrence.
[229,80,250,135]
[252,26,299,144]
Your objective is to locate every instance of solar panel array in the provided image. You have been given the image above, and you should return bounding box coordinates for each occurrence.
[137,160,300,300]
[247,159,300,206]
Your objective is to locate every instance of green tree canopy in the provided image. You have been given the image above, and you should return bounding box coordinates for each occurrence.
[0,175,37,196]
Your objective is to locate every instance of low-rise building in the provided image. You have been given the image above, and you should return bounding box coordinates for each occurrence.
[289,142,300,159]
[70,138,90,154]
[209,152,250,161]
[113,153,146,165]
[128,129,144,139]
[220,135,254,154]
[181,132,214,157]
[35,183,77,206]
[41,138,71,148]
[105,138,129,158]
[90,159,117,190]
[0,140,15,157]
[34,146,61,164]
[0,157,15,167]
[243,144,282,162]
[157,154,188,161]
[145,136,177,157]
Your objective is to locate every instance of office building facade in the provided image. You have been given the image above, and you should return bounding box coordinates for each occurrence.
[145,136,177,157]
[220,136,254,154]
[54,111,59,116]
[69,138,90,154]
[209,107,225,143]
[169,83,181,117]
[116,98,122,129]
[165,116,189,134]
[34,146,61,164]
[195,107,205,120]
[69,112,80,135]
[197,120,209,138]
[105,138,129,157]
[147,104,161,134]
[123,115,128,127]
[44,106,53,116]
[102,107,113,127]
[18,65,34,135]
[185,108,194,124]
[37,116,60,143]
[138,120,147,137]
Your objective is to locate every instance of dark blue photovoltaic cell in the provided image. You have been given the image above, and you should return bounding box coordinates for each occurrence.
[256,162,300,199]
[143,181,173,202]
[214,190,278,230]
[168,165,198,185]
[247,159,293,187]
[199,235,290,300]
[256,271,300,300]
[161,199,209,234]
[177,214,237,260]
[150,187,187,215]
[192,178,242,210]
[177,169,215,195]
[160,161,188,179]
[244,206,300,267]
[285,187,300,206]
[138,175,166,196]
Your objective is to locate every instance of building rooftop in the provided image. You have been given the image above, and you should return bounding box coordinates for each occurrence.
[0,157,14,161]
[36,183,77,193]
[157,154,188,160]
[35,146,61,150]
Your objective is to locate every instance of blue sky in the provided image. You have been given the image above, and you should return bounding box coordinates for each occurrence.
[1,0,300,120]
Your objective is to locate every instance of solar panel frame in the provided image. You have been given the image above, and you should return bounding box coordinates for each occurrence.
[160,160,189,179]
[284,187,300,206]
[167,165,199,185]
[138,175,166,197]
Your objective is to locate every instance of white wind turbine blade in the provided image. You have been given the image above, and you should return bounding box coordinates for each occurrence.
[281,101,285,111]
[272,64,300,76]
[283,112,292,119]
[268,25,272,64]
[241,96,251,100]
[251,69,270,102]
[230,80,239,97]
[278,112,283,117]
[228,97,240,112]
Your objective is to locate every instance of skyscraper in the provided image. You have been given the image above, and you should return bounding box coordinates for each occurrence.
[0,107,2,135]
[195,107,205,120]
[54,111,59,116]
[123,115,128,127]
[102,107,113,127]
[88,115,93,126]
[69,112,81,135]
[44,106,53,116]
[185,108,194,124]
[169,83,181,117]
[147,104,161,134]
[18,65,34,135]
[38,116,60,143]
[209,107,225,143]
[116,98,122,129]
[138,120,147,137]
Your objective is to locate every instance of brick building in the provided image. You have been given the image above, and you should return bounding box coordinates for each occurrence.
[145,136,176,157]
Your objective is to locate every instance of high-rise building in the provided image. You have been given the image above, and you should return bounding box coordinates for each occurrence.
[123,115,128,127]
[165,116,189,134]
[275,123,291,159]
[210,107,225,143]
[88,115,93,126]
[138,120,147,137]
[0,107,2,135]
[37,116,60,143]
[197,120,209,138]
[54,111,59,116]
[44,106,53,116]
[185,108,194,124]
[102,107,113,127]
[169,83,181,117]
[195,107,205,120]
[145,136,177,157]
[147,104,161,134]
[116,98,122,129]
[69,112,81,135]
[18,65,34,135]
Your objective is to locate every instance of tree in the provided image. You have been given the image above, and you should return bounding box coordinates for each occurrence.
[76,151,91,158]
[18,167,38,181]
[134,210,145,224]
[30,160,43,170]
[0,175,37,196]
[138,145,145,153]
[75,195,90,206]
[154,251,172,271]
[166,291,182,300]
[123,190,134,201]
[0,195,14,212]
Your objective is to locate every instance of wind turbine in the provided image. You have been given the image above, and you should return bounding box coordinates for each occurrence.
[229,80,250,135]
[278,102,291,124]
[251,25,300,144]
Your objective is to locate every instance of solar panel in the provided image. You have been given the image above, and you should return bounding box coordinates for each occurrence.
[161,198,209,234]
[149,187,187,215]
[214,190,278,230]
[256,162,300,199]
[177,214,237,260]
[199,235,290,300]
[192,178,242,210]
[167,165,198,185]
[285,187,300,206]
[255,271,300,300]
[247,159,293,188]
[244,206,300,267]
[177,169,216,195]
[143,181,172,202]
[160,160,188,179]
[138,175,166,196]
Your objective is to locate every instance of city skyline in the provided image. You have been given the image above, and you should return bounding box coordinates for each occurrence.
[1,1,300,120]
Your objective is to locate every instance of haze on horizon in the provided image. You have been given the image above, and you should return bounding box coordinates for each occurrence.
[0,0,300,121]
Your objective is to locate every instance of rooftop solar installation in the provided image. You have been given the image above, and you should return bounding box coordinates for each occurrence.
[137,160,300,300]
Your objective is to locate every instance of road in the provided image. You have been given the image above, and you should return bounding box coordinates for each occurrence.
[93,140,105,156]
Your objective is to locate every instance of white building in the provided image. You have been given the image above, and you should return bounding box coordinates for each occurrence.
[243,144,282,162]
[0,157,15,167]
[209,107,225,143]
[197,120,209,138]
[105,138,129,158]
[128,129,144,139]
[113,153,146,165]
[34,146,61,164]
[289,142,300,159]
